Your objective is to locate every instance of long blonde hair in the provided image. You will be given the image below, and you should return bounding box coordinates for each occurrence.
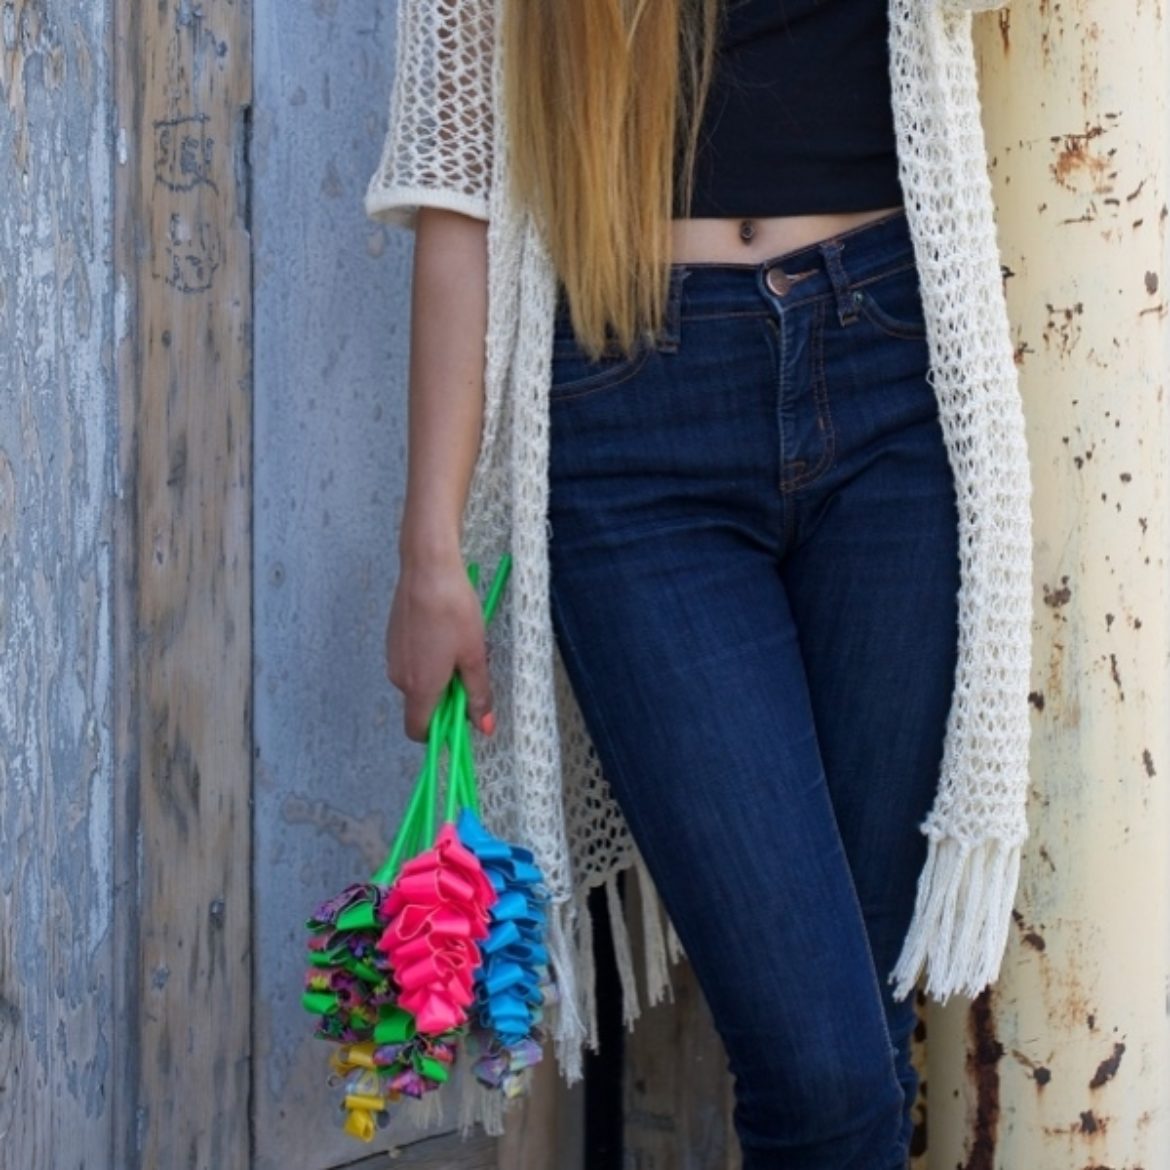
[503,0,722,361]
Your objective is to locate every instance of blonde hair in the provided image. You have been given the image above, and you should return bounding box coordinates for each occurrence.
[503,0,722,361]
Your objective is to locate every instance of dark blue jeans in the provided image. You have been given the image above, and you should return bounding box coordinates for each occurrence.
[545,210,959,1170]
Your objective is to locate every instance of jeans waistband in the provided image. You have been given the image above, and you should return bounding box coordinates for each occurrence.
[666,207,916,324]
[552,208,917,351]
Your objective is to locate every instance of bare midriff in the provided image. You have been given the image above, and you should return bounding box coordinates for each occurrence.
[669,206,903,264]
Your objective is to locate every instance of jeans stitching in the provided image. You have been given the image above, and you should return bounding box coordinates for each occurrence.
[548,346,652,402]
[855,290,928,341]
[781,298,836,494]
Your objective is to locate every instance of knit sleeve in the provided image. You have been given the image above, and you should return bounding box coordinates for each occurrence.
[364,0,495,230]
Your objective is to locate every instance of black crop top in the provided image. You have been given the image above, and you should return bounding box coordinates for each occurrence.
[678,0,903,219]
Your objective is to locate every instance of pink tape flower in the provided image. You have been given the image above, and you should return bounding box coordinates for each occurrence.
[376,822,497,1034]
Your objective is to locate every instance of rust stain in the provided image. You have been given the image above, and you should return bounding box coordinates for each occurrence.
[1013,339,1035,366]
[962,990,1003,1170]
[1108,653,1124,699]
[1042,302,1085,358]
[1051,127,1112,193]
[1089,1041,1126,1089]
[1011,1048,1053,1089]
[1043,577,1072,608]
[910,988,928,1160]
[997,10,1010,54]
[1012,909,1047,951]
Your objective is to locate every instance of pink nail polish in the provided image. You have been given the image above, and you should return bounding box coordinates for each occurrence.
[480,711,496,736]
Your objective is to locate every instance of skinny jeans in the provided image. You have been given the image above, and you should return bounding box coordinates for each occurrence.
[545,209,960,1170]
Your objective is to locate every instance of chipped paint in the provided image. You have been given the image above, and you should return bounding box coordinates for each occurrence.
[1,2,117,1165]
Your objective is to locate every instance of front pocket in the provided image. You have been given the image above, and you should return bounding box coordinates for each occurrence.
[850,264,928,341]
[549,333,652,401]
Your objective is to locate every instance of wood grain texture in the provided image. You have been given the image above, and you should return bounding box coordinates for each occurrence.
[0,3,117,1167]
[345,1130,498,1169]
[111,0,253,1166]
[624,875,741,1170]
[497,1034,585,1170]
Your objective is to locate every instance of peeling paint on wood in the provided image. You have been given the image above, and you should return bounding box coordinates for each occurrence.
[1,2,116,1166]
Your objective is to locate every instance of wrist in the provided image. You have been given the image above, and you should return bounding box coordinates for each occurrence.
[398,518,463,567]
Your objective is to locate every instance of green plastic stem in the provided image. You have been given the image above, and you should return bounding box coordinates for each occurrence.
[443,678,469,823]
[372,682,452,884]
[483,555,511,624]
[458,681,480,816]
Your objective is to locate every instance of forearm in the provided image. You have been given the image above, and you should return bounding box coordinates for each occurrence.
[398,206,489,563]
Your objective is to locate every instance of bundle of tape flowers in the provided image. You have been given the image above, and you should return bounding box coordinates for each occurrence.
[301,556,554,1142]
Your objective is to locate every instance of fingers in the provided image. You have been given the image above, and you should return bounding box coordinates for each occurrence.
[402,683,450,744]
[456,637,495,736]
[384,570,496,744]
[396,641,495,744]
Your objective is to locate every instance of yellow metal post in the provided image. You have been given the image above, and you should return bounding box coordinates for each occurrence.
[925,3,1170,1167]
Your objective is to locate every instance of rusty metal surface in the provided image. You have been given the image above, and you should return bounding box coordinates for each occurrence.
[926,2,1170,1167]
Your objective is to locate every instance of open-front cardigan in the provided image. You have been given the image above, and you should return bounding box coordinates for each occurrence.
[364,0,1032,1135]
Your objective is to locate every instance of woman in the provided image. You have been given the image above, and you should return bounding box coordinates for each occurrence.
[367,1,1033,1165]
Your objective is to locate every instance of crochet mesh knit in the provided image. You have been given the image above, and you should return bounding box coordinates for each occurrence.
[365,0,1032,1134]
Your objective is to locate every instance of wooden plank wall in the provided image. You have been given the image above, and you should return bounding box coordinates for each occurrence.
[111,0,253,1166]
[0,3,117,1166]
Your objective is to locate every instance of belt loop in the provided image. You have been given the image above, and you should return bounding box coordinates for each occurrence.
[658,266,688,353]
[820,239,859,327]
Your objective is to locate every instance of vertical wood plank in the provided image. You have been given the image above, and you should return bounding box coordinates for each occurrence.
[498,1036,585,1170]
[112,0,253,1166]
[0,4,117,1167]
[623,877,740,1170]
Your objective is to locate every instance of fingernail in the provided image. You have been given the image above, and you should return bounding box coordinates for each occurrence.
[479,711,496,736]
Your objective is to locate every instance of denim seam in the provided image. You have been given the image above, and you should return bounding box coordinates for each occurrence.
[780,298,836,494]
[855,291,928,341]
[680,309,775,321]
[548,346,652,402]
[849,258,919,290]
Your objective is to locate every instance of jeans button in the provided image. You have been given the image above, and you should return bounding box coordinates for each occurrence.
[765,266,793,297]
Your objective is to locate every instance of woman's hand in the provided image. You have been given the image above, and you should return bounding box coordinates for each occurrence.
[386,546,495,743]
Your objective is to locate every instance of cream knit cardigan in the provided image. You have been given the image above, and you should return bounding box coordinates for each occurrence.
[365,0,1032,1132]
